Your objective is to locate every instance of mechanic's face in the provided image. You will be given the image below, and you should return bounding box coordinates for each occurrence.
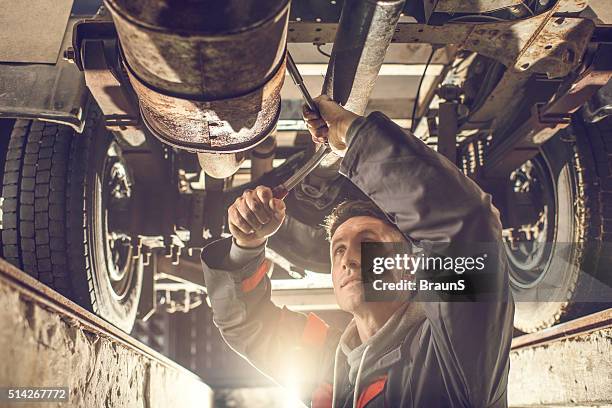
[330,216,404,313]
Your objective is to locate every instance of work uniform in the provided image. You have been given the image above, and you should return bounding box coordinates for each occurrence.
[201,112,515,407]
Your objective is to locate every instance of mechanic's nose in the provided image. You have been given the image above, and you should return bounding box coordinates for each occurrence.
[342,245,360,273]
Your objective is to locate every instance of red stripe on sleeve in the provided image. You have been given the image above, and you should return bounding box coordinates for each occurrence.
[241,259,271,293]
[301,312,329,348]
[356,376,387,408]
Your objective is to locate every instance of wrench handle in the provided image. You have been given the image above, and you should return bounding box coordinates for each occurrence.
[272,185,289,200]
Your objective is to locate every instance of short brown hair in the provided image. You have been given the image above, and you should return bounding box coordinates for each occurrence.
[323,200,389,241]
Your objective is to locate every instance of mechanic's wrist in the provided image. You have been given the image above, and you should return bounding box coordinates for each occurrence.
[344,115,367,147]
[234,237,266,249]
[338,113,360,145]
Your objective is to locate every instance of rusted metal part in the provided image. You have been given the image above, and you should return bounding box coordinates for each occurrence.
[81,39,146,146]
[290,1,593,80]
[197,152,246,179]
[129,58,285,153]
[485,47,612,176]
[515,16,594,78]
[106,0,289,98]
[322,0,406,115]
[511,308,612,350]
[465,69,532,127]
[104,0,289,153]
[555,0,589,13]
[433,0,524,14]
[458,15,594,79]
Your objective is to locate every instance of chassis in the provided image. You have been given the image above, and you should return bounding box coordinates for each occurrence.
[0,0,611,343]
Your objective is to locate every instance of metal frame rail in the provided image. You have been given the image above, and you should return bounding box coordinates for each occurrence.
[511,308,612,350]
[509,308,612,406]
[0,259,212,407]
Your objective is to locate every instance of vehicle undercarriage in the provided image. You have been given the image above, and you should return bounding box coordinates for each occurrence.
[0,0,611,349]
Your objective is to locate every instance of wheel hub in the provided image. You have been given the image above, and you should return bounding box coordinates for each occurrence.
[102,144,135,300]
[502,159,556,288]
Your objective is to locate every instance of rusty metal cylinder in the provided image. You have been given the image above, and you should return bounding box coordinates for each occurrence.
[323,0,406,115]
[104,0,289,153]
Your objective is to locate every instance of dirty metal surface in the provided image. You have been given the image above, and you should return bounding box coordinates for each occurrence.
[82,40,136,124]
[516,16,595,78]
[0,0,74,63]
[0,258,212,407]
[0,18,87,131]
[107,0,289,99]
[289,0,593,80]
[485,47,612,175]
[464,69,532,127]
[105,0,289,152]
[511,308,612,350]
[509,323,612,406]
[323,0,406,115]
[433,0,523,13]
[130,57,286,153]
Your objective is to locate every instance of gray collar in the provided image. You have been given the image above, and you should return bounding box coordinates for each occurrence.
[339,302,426,385]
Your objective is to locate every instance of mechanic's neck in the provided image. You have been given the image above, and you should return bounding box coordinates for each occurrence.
[352,302,403,343]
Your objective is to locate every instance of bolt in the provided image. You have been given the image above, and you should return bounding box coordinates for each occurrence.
[63,47,75,62]
[508,5,523,15]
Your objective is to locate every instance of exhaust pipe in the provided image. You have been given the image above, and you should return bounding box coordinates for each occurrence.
[105,0,289,155]
[323,0,406,115]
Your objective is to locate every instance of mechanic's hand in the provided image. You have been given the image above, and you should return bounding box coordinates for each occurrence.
[228,186,286,248]
[303,95,360,157]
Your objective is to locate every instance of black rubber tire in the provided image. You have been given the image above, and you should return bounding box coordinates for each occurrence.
[509,115,612,332]
[1,109,142,332]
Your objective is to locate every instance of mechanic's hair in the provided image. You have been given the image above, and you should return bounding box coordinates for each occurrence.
[323,199,389,241]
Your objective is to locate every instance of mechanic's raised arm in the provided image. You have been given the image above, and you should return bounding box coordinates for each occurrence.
[305,95,503,248]
[306,95,514,405]
[200,186,339,405]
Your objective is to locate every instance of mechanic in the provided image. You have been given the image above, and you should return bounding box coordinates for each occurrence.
[201,95,515,407]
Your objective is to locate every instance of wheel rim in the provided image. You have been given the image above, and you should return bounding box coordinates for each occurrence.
[503,158,556,288]
[100,143,136,301]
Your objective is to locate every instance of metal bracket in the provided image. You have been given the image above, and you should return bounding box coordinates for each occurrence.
[484,44,612,177]
[289,0,594,80]
[80,37,146,145]
[438,101,459,164]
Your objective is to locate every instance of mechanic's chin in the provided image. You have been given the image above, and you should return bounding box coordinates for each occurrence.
[337,280,365,313]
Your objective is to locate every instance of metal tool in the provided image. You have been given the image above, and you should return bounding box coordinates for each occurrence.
[272,52,332,199]
[272,144,332,199]
[286,51,318,113]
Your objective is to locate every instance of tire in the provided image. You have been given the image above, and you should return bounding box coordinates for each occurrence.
[1,108,142,332]
[503,115,612,332]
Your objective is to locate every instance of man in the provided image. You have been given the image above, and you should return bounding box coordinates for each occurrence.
[201,95,515,407]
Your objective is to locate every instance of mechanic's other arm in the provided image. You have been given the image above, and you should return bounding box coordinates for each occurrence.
[200,186,339,404]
